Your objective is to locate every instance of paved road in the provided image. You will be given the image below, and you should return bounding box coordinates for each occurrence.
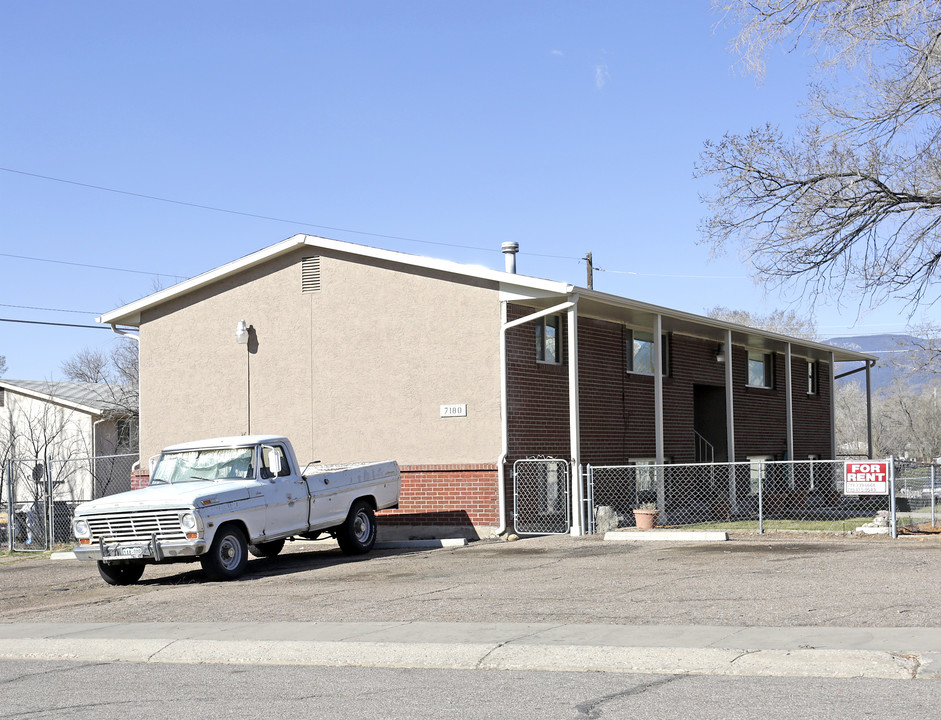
[4,660,940,720]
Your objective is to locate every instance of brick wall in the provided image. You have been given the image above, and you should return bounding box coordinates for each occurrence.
[126,464,500,535]
[131,469,149,491]
[377,464,499,528]
[505,303,571,461]
[505,304,834,466]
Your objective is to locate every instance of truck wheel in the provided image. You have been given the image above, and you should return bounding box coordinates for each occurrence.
[248,539,285,558]
[97,561,145,586]
[200,525,248,580]
[337,501,376,555]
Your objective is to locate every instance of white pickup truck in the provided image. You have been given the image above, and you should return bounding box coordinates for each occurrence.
[71,435,400,585]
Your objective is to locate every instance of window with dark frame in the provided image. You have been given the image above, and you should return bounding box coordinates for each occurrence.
[116,418,131,450]
[807,360,819,395]
[746,351,773,388]
[536,315,562,364]
[626,330,668,376]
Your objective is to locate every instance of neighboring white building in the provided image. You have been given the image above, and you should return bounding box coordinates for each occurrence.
[0,379,138,504]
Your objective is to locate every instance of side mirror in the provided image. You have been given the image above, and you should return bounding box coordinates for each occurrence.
[262,445,282,479]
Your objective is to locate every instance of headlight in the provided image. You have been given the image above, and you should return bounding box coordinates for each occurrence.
[73,519,90,539]
[180,512,199,538]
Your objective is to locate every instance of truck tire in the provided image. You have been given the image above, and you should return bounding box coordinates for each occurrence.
[248,538,285,558]
[200,524,248,580]
[97,561,145,586]
[337,500,376,555]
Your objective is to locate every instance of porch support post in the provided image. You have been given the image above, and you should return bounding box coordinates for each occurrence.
[725,330,736,508]
[866,360,874,459]
[653,315,665,512]
[785,343,794,488]
[567,300,582,536]
[785,343,794,462]
[829,352,836,459]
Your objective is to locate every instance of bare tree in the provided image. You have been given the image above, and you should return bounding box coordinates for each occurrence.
[699,1,941,309]
[60,339,138,418]
[892,323,941,376]
[0,355,6,377]
[706,305,819,340]
[836,377,941,458]
[60,348,110,383]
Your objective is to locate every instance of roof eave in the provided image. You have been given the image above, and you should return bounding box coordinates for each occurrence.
[573,287,878,364]
[0,380,108,416]
[98,234,572,327]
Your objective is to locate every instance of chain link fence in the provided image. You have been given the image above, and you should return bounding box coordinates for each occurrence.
[586,458,941,536]
[895,460,940,532]
[3,453,139,552]
[513,457,571,535]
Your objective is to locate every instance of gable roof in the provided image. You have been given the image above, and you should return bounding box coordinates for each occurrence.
[98,234,570,327]
[97,233,876,365]
[0,380,137,416]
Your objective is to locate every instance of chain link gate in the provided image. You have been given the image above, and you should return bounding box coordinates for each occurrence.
[513,457,571,535]
[4,453,139,552]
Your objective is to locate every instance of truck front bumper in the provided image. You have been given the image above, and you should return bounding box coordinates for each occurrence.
[74,535,207,563]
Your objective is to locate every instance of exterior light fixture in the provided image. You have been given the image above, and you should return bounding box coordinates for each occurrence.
[236,320,249,345]
[715,344,726,363]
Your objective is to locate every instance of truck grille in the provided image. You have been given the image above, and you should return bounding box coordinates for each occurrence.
[86,509,187,543]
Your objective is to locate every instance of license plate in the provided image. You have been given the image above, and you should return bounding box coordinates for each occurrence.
[116,545,144,558]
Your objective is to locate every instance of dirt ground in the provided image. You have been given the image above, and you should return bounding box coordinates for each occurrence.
[1,533,939,628]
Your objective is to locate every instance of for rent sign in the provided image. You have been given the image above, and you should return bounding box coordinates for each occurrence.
[844,461,890,496]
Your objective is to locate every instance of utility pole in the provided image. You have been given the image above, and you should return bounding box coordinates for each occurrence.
[584,252,593,290]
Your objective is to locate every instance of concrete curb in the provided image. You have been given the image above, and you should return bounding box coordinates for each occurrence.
[604,530,729,542]
[0,622,938,679]
[376,538,467,549]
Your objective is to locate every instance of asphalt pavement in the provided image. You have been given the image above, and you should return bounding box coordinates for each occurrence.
[2,532,941,680]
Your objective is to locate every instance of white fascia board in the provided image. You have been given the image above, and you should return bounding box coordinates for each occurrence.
[0,381,102,417]
[98,233,571,326]
[576,287,877,364]
[498,281,573,302]
[97,236,308,326]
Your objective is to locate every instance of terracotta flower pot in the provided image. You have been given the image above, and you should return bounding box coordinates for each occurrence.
[632,508,659,529]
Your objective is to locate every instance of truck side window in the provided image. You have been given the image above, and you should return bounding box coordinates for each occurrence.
[262,445,291,479]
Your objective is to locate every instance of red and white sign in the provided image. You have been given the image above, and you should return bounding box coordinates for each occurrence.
[844,461,889,496]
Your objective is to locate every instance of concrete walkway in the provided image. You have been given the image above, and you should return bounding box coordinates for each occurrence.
[1,621,938,680]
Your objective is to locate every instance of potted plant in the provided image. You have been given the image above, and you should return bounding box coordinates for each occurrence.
[632,502,659,529]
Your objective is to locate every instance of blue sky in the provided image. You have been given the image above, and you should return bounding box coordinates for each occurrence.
[1,1,934,380]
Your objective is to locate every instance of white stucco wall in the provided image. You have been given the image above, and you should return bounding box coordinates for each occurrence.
[138,248,504,466]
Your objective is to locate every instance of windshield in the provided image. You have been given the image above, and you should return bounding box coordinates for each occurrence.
[150,447,255,485]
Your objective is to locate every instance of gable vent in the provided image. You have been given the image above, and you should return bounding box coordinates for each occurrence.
[301,256,321,293]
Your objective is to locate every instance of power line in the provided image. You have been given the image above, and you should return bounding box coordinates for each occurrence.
[0,165,769,279]
[0,302,102,315]
[0,166,577,261]
[0,317,133,331]
[0,252,185,280]
[595,267,748,279]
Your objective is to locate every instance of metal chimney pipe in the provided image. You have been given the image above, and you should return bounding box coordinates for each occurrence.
[502,241,519,273]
